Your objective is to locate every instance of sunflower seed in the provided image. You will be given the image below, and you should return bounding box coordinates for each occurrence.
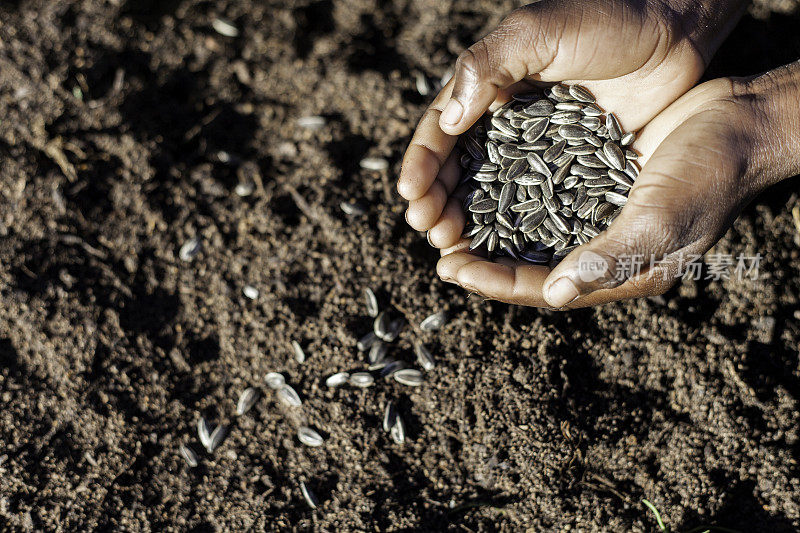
[381,319,403,342]
[236,387,259,415]
[360,157,389,171]
[340,201,366,215]
[235,182,255,196]
[243,285,259,299]
[179,237,201,261]
[295,114,328,131]
[212,18,239,37]
[524,99,555,116]
[300,482,319,509]
[380,360,405,377]
[608,169,634,187]
[491,116,517,137]
[369,341,388,364]
[357,331,378,351]
[326,372,350,387]
[373,311,390,339]
[390,416,406,444]
[606,113,622,141]
[420,311,447,331]
[363,288,379,317]
[522,117,549,142]
[264,372,285,390]
[291,341,306,363]
[526,153,551,177]
[469,224,493,249]
[383,401,397,432]
[349,372,375,387]
[179,444,198,467]
[559,124,591,140]
[594,201,617,222]
[298,426,324,447]
[511,199,542,212]
[620,131,636,146]
[414,342,436,371]
[603,141,626,171]
[543,140,566,163]
[207,425,227,453]
[197,418,213,450]
[520,210,547,233]
[605,191,628,206]
[569,85,595,103]
[277,385,302,407]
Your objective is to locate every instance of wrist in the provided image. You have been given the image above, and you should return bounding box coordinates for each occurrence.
[735,60,800,186]
[655,0,749,63]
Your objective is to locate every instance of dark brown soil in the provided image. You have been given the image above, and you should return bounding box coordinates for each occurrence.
[1,1,800,531]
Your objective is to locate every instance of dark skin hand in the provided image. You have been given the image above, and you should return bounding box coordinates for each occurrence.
[396,0,800,308]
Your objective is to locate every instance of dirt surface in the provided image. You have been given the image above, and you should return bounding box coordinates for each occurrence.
[1,1,800,531]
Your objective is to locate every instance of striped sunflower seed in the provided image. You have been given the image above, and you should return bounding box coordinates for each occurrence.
[420,311,447,331]
[326,372,350,387]
[300,481,319,509]
[364,288,379,317]
[349,372,375,387]
[383,401,397,432]
[390,416,406,444]
[291,341,306,364]
[298,426,324,447]
[277,385,302,407]
[394,368,424,386]
[179,444,198,467]
[236,387,259,415]
[264,372,285,390]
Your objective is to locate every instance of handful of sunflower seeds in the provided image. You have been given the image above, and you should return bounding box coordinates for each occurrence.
[460,83,639,265]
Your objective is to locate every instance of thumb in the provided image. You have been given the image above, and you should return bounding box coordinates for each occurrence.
[439,8,555,135]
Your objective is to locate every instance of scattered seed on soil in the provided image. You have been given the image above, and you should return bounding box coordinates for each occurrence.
[360,157,389,171]
[236,387,259,415]
[298,426,325,447]
[357,331,377,351]
[368,341,388,365]
[207,425,227,453]
[243,285,259,300]
[414,342,436,371]
[373,311,390,339]
[340,201,366,216]
[349,372,375,387]
[390,416,406,444]
[393,368,424,387]
[234,182,254,197]
[291,340,306,363]
[179,444,198,467]
[380,360,405,377]
[277,384,302,407]
[415,71,431,96]
[326,372,350,387]
[369,357,395,371]
[178,237,201,262]
[300,481,319,509]
[381,319,403,342]
[364,288,379,317]
[264,372,285,390]
[456,84,638,264]
[197,418,213,450]
[211,18,239,37]
[419,311,447,331]
[383,401,397,432]
[297,115,326,129]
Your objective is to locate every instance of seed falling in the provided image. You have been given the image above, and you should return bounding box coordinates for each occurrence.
[349,372,375,388]
[414,342,436,371]
[363,288,379,317]
[357,331,377,351]
[236,387,259,415]
[298,426,325,447]
[243,285,259,300]
[456,84,638,265]
[291,341,306,364]
[234,182,254,197]
[277,384,302,407]
[393,368,424,387]
[178,237,201,262]
[325,372,350,388]
[264,372,285,390]
[340,201,366,216]
[179,444,198,467]
[300,481,319,509]
[419,311,447,332]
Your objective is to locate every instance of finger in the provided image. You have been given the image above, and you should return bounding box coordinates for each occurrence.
[440,239,471,257]
[405,152,462,232]
[428,187,470,249]
[436,252,485,283]
[454,259,551,306]
[398,83,457,201]
[439,9,554,135]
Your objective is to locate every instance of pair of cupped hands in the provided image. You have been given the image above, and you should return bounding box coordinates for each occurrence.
[397,0,800,309]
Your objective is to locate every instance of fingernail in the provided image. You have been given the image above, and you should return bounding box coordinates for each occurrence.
[545,277,580,308]
[441,99,463,126]
[404,210,411,225]
[426,231,435,247]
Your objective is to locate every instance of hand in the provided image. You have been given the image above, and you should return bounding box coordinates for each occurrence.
[436,62,800,308]
[398,0,747,238]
